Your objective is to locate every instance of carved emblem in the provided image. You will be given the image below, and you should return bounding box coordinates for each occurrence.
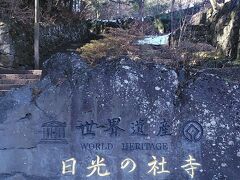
[183,121,203,142]
[40,121,67,144]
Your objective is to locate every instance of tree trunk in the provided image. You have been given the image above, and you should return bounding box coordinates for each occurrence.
[47,0,52,12]
[170,0,175,47]
[34,0,39,69]
[178,17,187,46]
[118,0,121,17]
[69,0,73,12]
[138,0,144,22]
[74,0,77,12]
[209,0,220,12]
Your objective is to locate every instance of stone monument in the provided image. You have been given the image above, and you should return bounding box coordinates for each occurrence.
[0,53,239,179]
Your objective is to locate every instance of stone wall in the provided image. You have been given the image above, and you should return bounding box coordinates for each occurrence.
[39,22,90,63]
[0,21,90,69]
[0,22,15,68]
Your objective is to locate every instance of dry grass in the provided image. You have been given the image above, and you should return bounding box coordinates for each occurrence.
[78,27,223,68]
[77,28,143,64]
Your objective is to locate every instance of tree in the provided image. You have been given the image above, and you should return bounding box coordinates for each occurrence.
[131,0,145,21]
[89,0,107,19]
[0,0,33,23]
[109,0,130,17]
[144,0,169,17]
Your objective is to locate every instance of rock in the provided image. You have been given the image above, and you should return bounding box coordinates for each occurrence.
[176,71,240,179]
[187,0,240,61]
[211,2,240,60]
[190,9,209,25]
[0,53,239,179]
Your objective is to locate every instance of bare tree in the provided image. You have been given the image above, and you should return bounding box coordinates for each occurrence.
[0,0,33,23]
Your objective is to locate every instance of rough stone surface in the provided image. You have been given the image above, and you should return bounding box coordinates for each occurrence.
[0,22,15,67]
[188,1,240,60]
[0,21,90,68]
[211,2,240,60]
[0,53,239,179]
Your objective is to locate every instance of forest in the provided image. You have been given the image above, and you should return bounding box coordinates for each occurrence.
[0,0,239,69]
[0,0,227,22]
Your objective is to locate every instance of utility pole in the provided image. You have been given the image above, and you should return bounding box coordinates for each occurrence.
[34,0,40,69]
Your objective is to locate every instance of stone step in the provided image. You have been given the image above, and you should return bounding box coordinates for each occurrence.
[0,74,41,80]
[0,79,39,85]
[0,84,24,90]
[0,69,42,75]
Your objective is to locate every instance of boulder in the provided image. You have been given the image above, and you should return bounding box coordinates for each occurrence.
[0,53,239,179]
